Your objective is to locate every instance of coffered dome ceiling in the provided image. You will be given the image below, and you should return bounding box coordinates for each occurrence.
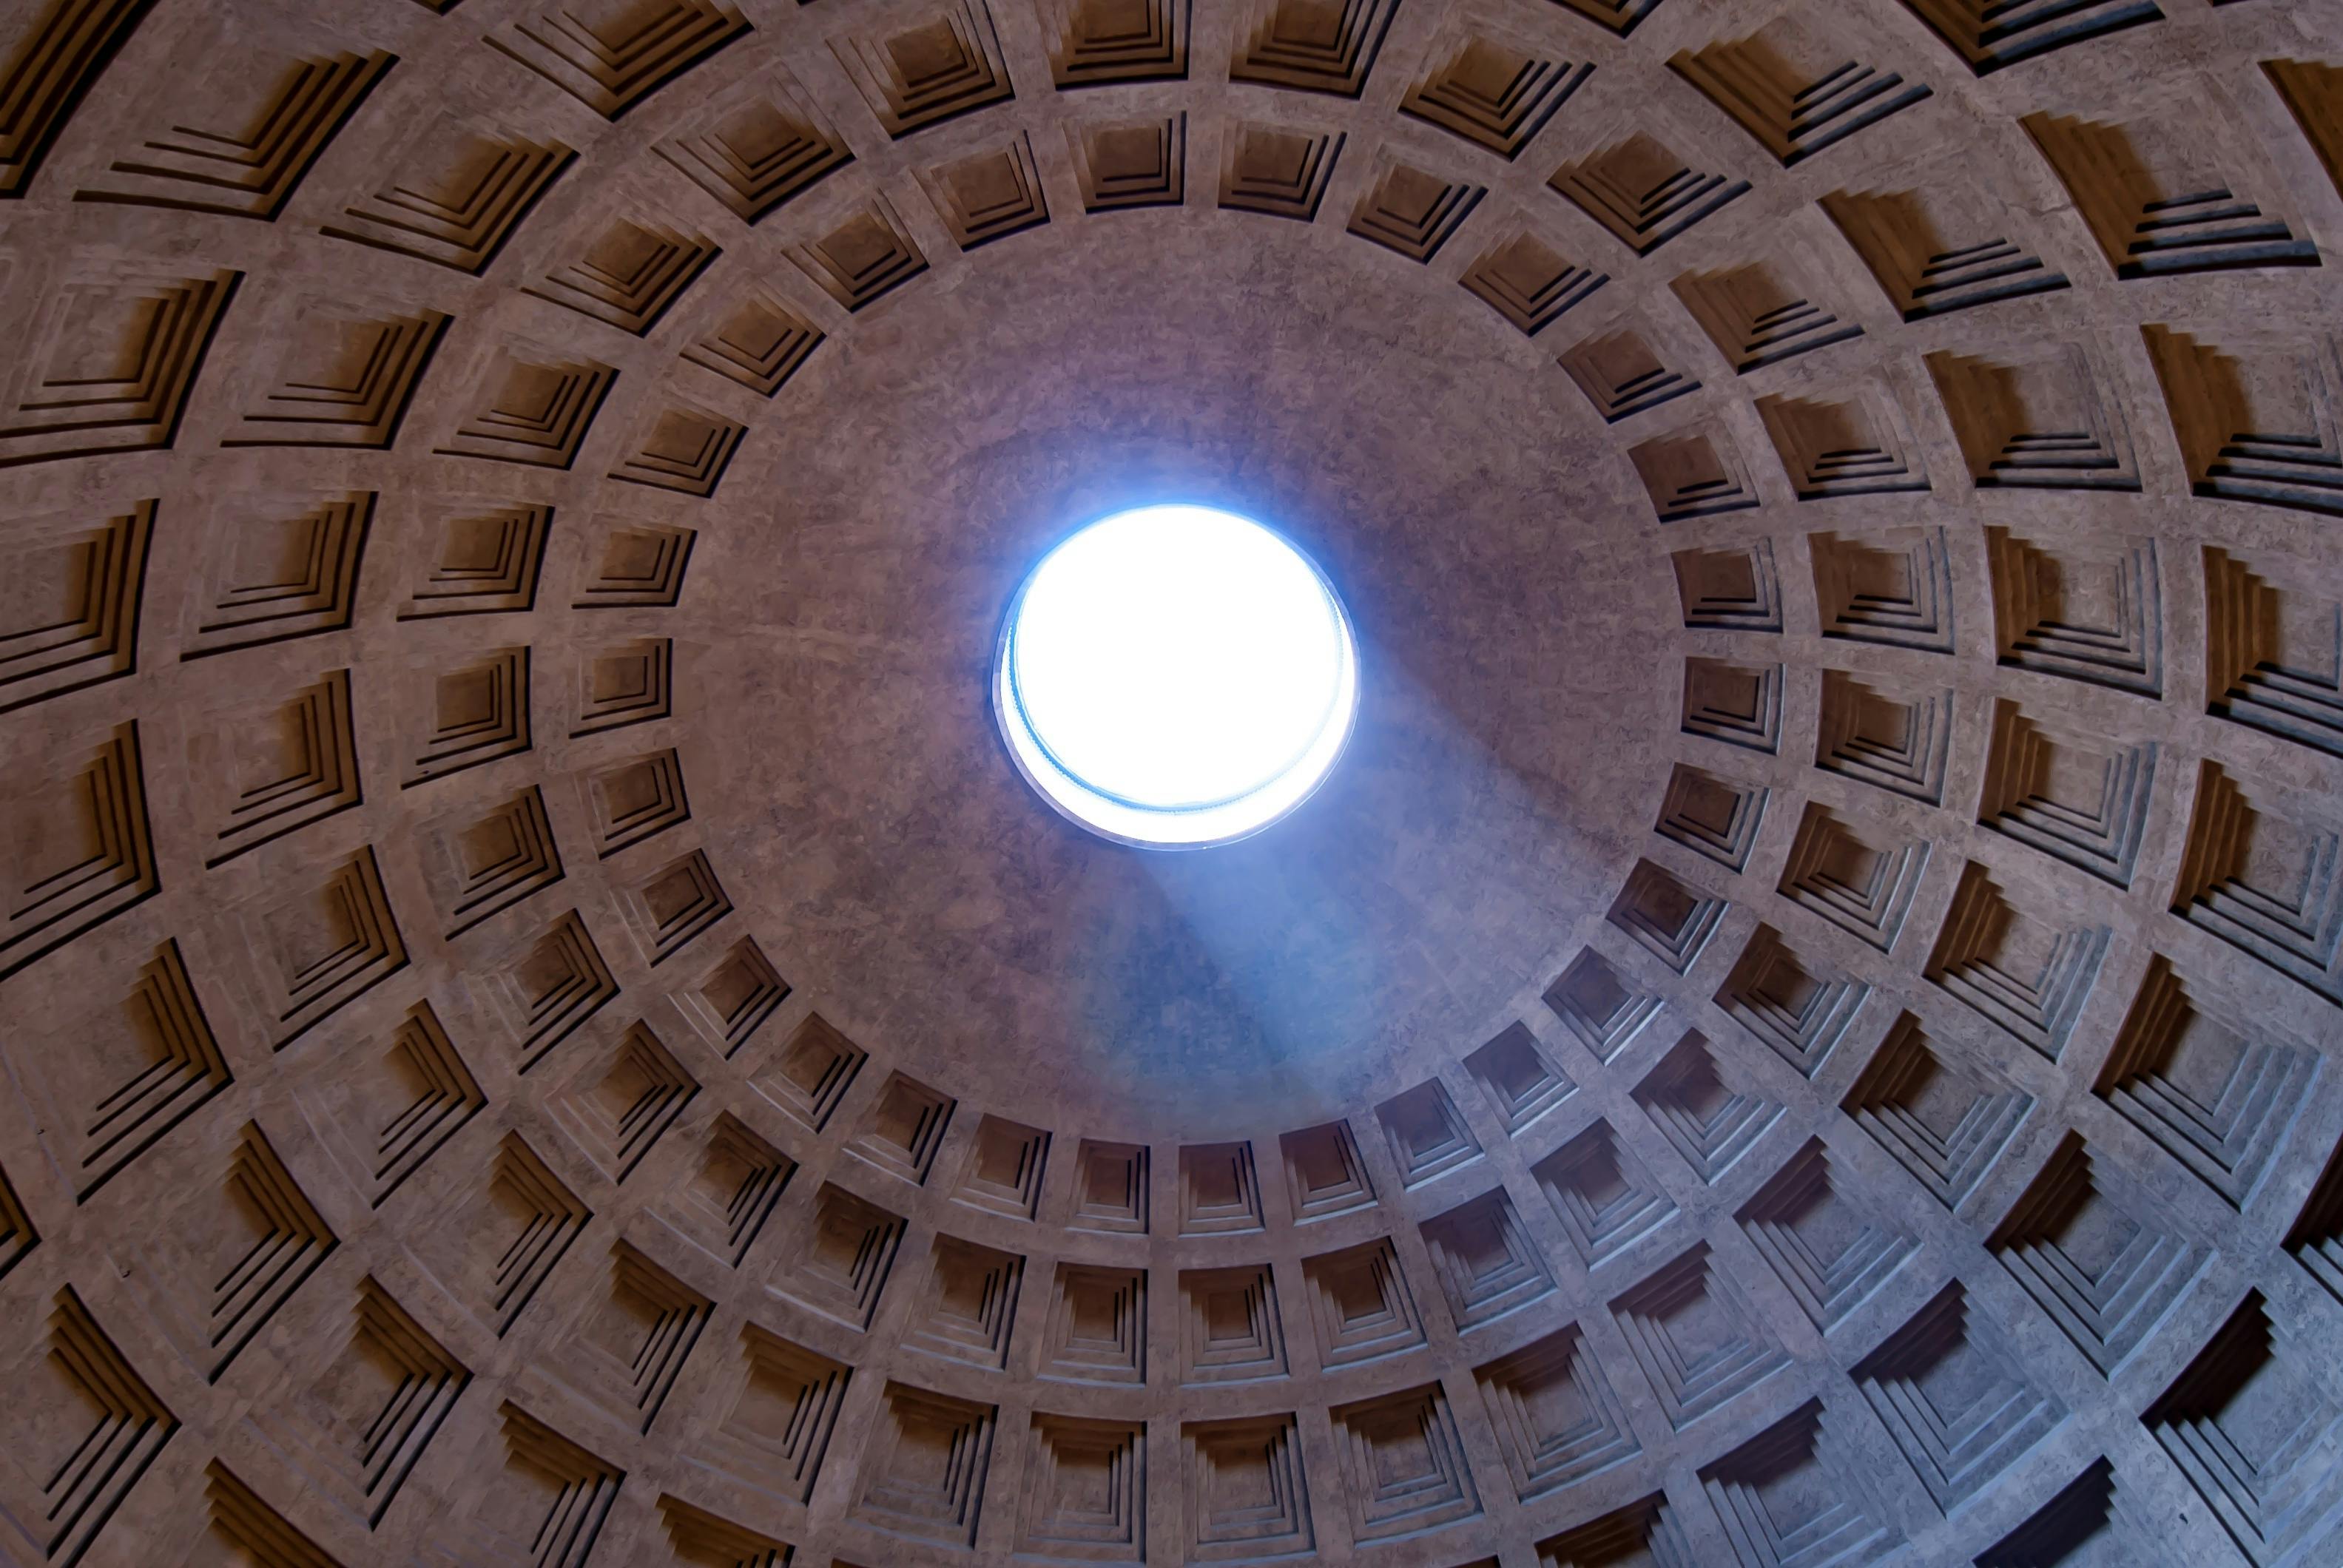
[4,0,2343,1564]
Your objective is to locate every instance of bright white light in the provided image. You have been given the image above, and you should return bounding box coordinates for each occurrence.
[995,504,1358,848]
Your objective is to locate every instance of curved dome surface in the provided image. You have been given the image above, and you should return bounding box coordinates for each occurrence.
[0,0,2341,1565]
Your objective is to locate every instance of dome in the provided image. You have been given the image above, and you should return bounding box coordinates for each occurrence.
[0,0,2341,1564]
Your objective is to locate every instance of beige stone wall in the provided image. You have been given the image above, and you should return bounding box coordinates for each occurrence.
[1,0,2342,1564]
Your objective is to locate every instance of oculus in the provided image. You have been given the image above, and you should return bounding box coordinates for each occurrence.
[995,504,1358,848]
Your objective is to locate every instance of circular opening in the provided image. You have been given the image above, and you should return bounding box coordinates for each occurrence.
[994,504,1359,848]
